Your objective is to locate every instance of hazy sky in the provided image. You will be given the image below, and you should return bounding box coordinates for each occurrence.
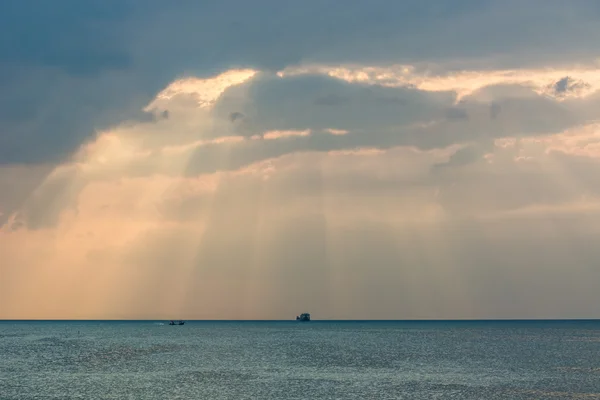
[3,1,600,319]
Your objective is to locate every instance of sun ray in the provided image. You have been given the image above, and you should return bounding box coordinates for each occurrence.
[5,55,600,319]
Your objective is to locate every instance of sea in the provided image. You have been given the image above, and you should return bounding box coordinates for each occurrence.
[1,320,600,399]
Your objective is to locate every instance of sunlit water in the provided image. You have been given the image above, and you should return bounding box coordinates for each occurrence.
[1,320,600,399]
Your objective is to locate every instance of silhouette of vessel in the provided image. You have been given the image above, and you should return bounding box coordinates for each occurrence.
[169,320,185,325]
[296,313,310,321]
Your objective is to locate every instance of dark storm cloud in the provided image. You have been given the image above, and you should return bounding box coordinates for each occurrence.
[1,0,600,165]
[213,73,454,135]
[0,0,132,74]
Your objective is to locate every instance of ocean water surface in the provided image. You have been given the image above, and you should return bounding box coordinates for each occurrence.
[1,320,599,399]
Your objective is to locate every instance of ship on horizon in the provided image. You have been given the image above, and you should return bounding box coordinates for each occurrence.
[296,313,310,321]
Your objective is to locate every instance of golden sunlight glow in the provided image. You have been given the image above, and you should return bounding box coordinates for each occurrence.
[4,64,600,320]
[524,123,600,158]
[147,68,258,110]
[324,128,349,135]
[263,129,311,140]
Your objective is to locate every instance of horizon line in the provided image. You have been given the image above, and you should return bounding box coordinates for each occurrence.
[2,318,600,322]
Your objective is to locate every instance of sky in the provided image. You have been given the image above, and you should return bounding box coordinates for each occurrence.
[2,1,600,319]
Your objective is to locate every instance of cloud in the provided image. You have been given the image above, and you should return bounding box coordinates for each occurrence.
[0,164,55,226]
[278,63,600,100]
[229,112,244,122]
[213,73,455,135]
[4,63,600,228]
[3,0,600,166]
[0,0,132,74]
[432,144,486,170]
[551,76,592,98]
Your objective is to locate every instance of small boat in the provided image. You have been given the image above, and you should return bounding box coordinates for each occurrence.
[169,320,185,325]
[296,313,311,321]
